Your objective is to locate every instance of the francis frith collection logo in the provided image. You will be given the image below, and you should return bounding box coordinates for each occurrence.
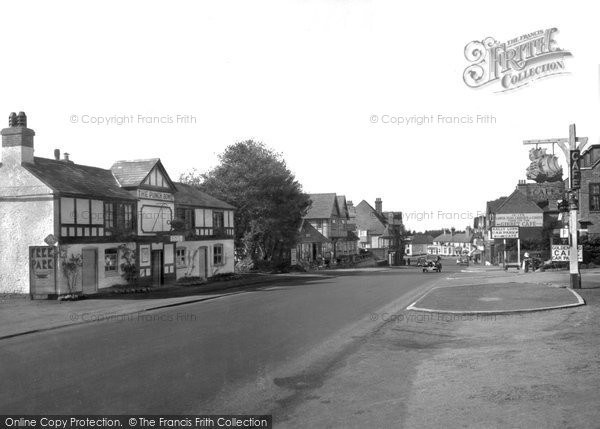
[463,28,572,92]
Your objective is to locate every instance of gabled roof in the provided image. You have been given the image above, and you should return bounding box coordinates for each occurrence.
[22,157,135,200]
[173,182,235,209]
[487,196,508,214]
[336,195,349,219]
[354,200,387,235]
[110,158,176,190]
[496,189,544,214]
[297,220,331,243]
[305,193,340,219]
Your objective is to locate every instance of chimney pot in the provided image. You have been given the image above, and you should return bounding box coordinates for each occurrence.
[63,152,70,162]
[375,197,383,214]
[2,111,35,165]
[16,112,27,127]
[54,149,60,160]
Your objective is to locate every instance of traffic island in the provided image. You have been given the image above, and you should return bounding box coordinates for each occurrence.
[407,283,585,314]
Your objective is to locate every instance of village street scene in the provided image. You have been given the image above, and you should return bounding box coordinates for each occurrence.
[1,2,600,429]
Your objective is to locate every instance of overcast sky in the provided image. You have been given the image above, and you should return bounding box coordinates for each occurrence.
[1,1,597,231]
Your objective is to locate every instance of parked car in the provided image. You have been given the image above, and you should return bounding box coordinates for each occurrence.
[417,257,428,267]
[456,257,469,266]
[422,260,442,273]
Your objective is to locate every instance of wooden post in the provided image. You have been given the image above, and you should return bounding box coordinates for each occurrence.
[569,124,581,289]
[517,238,521,269]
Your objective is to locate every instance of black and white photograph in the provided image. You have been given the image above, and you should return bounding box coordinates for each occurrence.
[1,1,599,428]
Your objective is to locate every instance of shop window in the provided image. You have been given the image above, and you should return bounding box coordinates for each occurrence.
[176,248,186,267]
[590,183,600,211]
[213,244,223,265]
[105,248,118,274]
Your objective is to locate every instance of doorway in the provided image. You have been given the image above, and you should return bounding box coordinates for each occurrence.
[151,250,164,286]
[197,247,207,279]
[81,248,98,294]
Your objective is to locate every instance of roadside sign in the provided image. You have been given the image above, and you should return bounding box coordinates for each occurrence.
[491,226,519,239]
[551,245,583,262]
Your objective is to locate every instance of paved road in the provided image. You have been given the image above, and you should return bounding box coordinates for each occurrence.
[0,264,460,415]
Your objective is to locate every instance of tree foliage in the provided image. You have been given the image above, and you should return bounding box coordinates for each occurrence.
[180,140,311,262]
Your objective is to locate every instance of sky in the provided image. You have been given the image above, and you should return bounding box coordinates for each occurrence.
[1,1,598,232]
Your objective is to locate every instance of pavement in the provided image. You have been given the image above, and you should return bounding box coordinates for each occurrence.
[276,268,600,428]
[0,272,327,340]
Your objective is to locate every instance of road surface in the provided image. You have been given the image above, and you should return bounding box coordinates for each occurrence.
[0,264,460,415]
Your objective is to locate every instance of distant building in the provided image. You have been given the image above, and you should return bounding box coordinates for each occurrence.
[404,234,434,256]
[354,198,404,261]
[301,193,358,263]
[429,228,474,256]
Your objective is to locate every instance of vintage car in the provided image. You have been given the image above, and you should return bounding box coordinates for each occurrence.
[416,257,428,267]
[422,260,442,273]
[456,257,469,266]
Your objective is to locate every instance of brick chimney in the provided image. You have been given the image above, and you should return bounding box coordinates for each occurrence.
[1,112,35,165]
[375,197,382,214]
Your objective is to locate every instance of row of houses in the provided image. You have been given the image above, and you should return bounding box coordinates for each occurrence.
[0,112,235,297]
[404,229,476,258]
[0,112,407,297]
[295,195,404,266]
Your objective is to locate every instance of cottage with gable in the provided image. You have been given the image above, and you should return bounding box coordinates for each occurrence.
[0,112,234,298]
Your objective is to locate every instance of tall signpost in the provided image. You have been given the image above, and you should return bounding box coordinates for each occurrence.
[523,124,587,289]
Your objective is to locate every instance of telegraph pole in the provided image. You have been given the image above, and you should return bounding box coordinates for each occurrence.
[523,124,587,289]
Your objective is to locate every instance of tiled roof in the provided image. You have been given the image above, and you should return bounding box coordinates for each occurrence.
[433,232,473,243]
[411,234,434,244]
[173,182,235,209]
[354,200,387,235]
[487,196,508,214]
[22,157,135,200]
[336,195,349,219]
[305,193,339,219]
[298,220,331,243]
[110,159,160,187]
[496,189,544,214]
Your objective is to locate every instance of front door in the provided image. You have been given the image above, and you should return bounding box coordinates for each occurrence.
[81,248,98,294]
[197,247,207,279]
[151,250,163,286]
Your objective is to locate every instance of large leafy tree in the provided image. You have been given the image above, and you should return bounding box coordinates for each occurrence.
[180,140,311,262]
